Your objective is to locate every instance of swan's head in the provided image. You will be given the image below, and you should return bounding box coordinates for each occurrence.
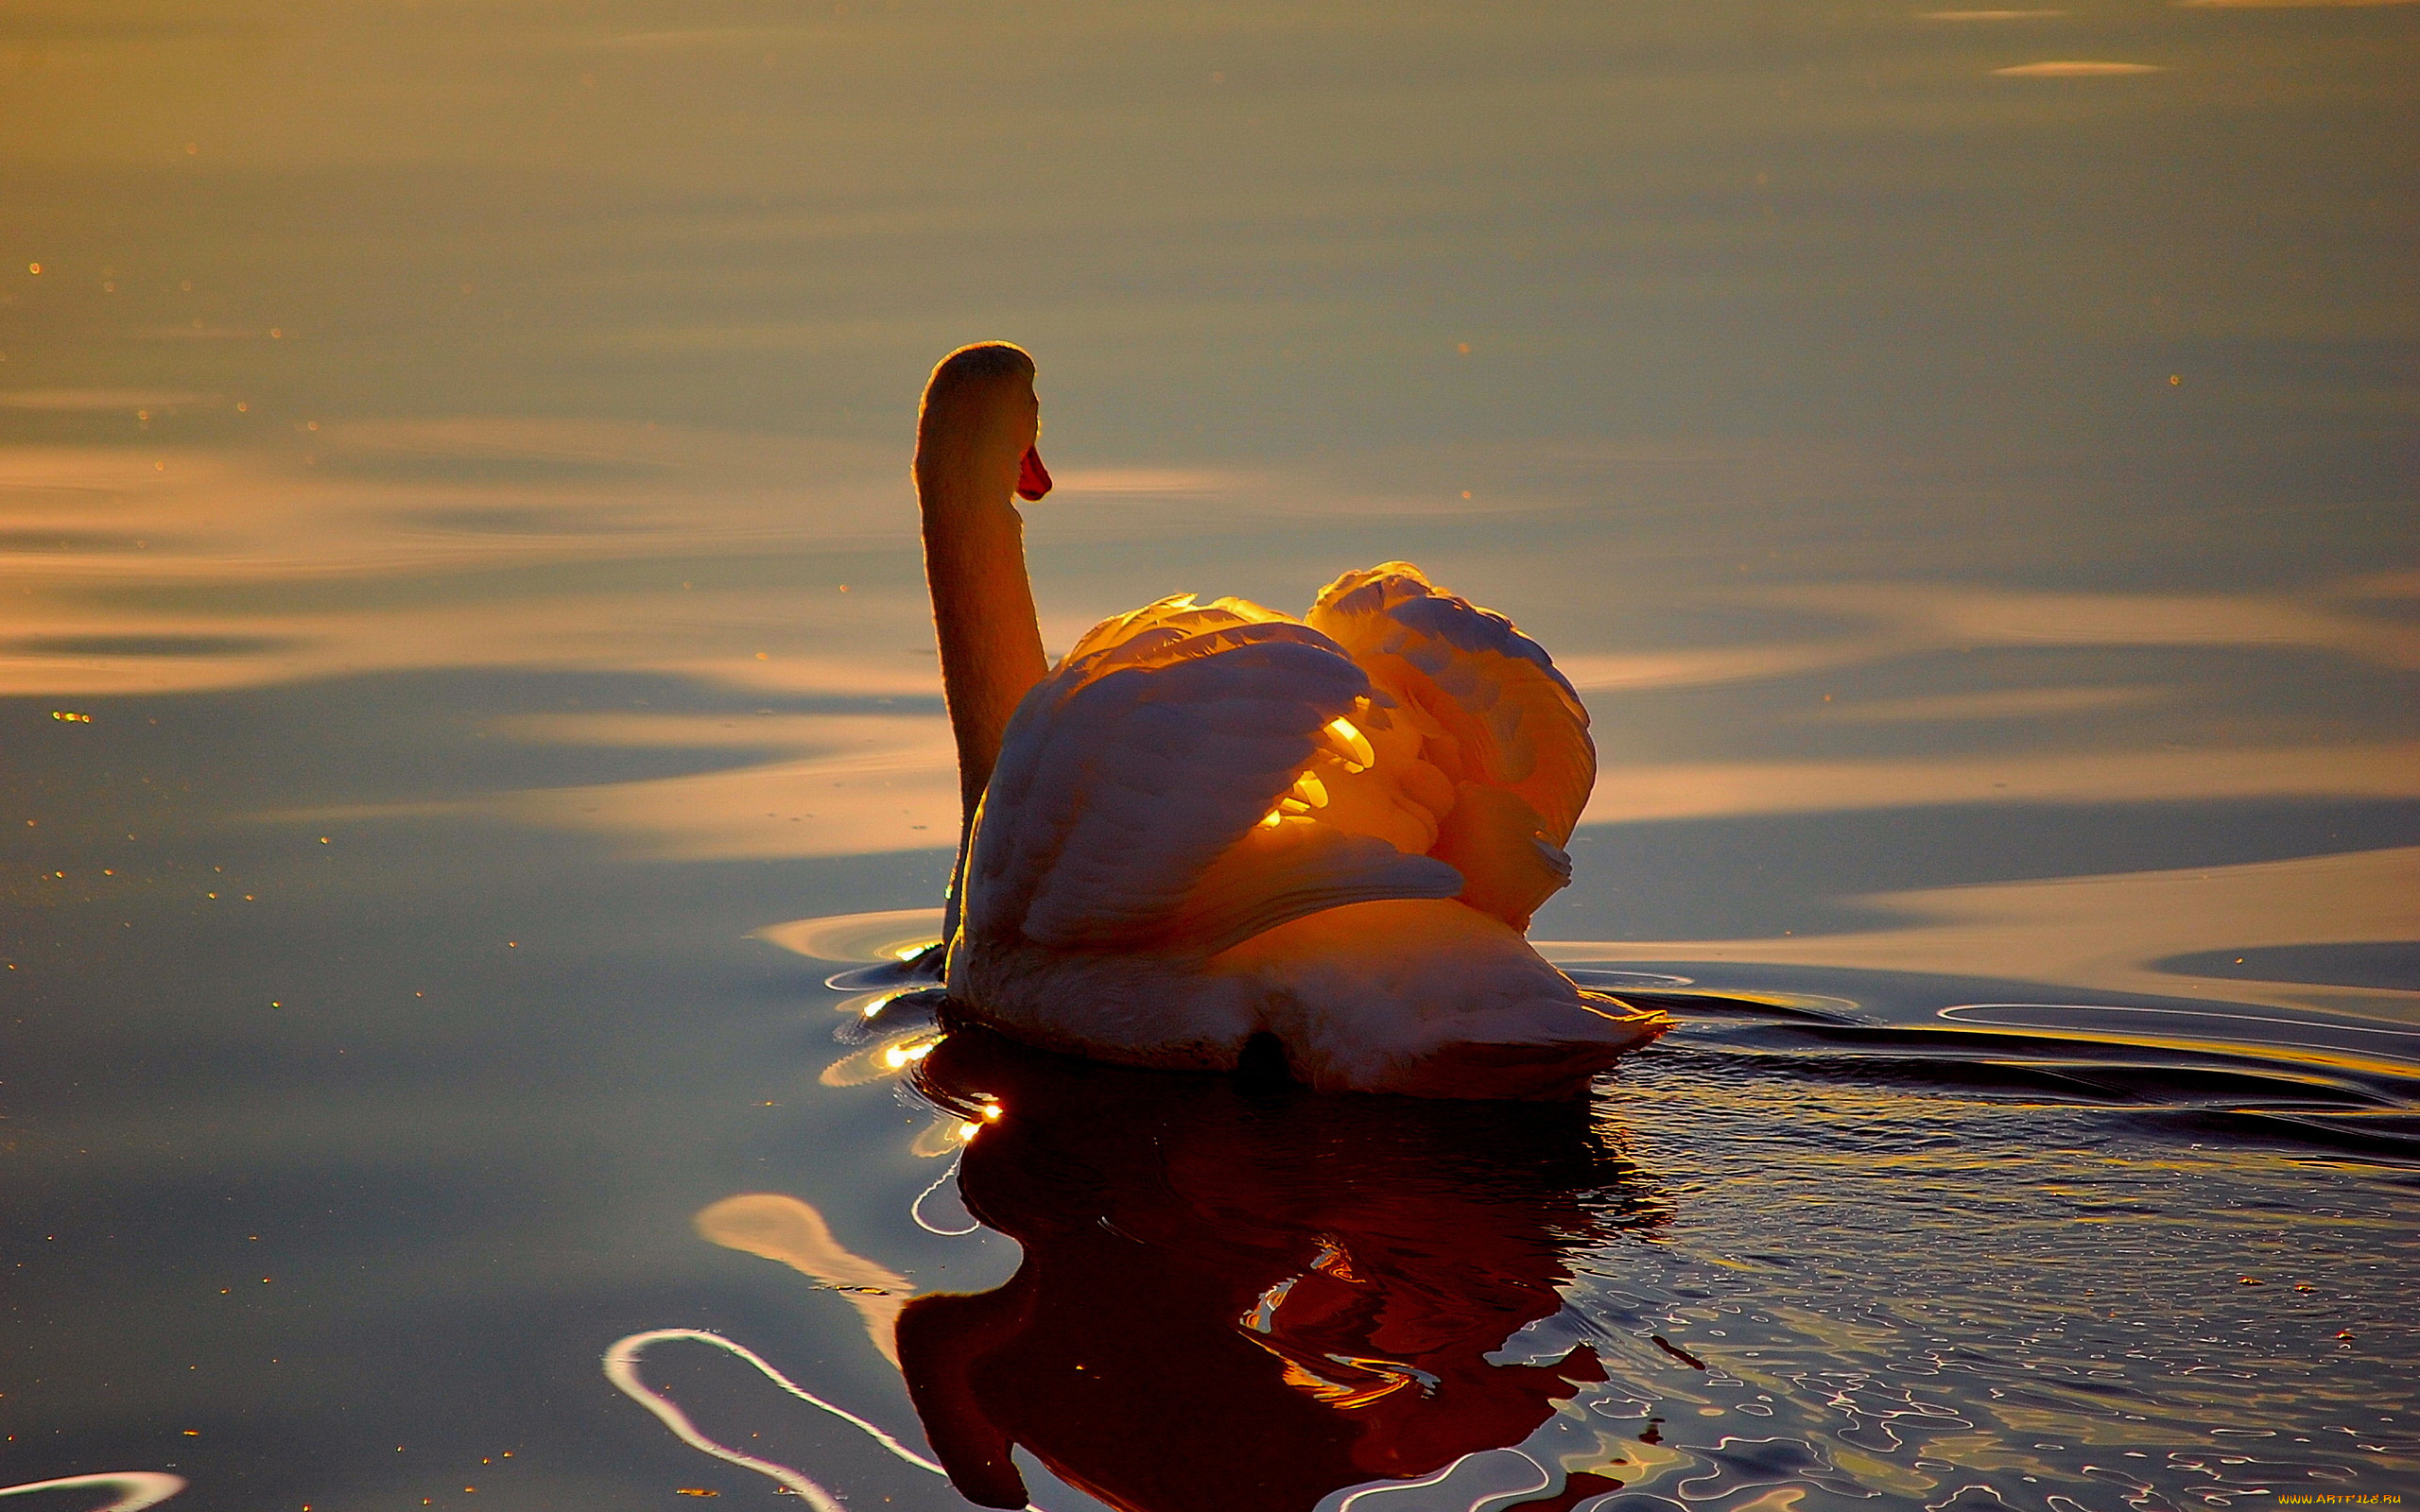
[917,341,1051,506]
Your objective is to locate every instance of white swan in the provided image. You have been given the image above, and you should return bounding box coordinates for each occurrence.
[916,343,1666,1098]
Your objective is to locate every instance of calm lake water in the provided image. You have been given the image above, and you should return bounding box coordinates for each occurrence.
[4,1,2415,1508]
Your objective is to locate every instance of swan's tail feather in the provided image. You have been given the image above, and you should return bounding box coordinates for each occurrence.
[1374,1038,1639,1101]
[1366,994,1669,1100]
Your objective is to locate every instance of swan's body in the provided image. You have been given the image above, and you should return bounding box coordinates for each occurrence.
[916,344,1665,1099]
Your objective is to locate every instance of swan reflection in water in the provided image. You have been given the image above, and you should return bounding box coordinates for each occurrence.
[881,1020,1665,1511]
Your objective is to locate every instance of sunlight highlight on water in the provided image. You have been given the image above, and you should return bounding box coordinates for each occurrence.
[0,1473,187,1512]
[602,1329,946,1512]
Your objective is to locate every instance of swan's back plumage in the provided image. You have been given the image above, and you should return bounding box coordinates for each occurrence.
[1305,564,1595,930]
[948,568,1664,1099]
[966,599,1462,957]
[1307,563,1594,843]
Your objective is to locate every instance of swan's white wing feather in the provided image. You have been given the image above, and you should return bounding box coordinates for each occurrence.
[968,616,1462,954]
[1307,562,1594,837]
[1166,821,1465,957]
[1307,564,1596,929]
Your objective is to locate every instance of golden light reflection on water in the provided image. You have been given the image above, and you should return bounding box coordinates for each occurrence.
[1990,60,2167,74]
[0,1472,187,1512]
[491,713,960,860]
[1544,844,2420,1018]
[818,1029,945,1090]
[2174,0,2416,8]
[1770,576,2420,669]
[692,1194,911,1368]
[1582,741,2420,825]
[752,907,942,964]
[0,423,918,697]
[12,412,2415,702]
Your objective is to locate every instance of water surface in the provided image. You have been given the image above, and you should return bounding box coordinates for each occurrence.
[3,0,2414,1507]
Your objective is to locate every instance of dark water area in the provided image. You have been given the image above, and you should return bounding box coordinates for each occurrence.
[4,0,2416,1508]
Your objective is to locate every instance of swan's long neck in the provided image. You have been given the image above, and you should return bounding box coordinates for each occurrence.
[914,351,1049,829]
[919,468,1046,819]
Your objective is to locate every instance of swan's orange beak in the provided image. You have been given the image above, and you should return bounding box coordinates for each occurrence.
[1015,445,1052,502]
